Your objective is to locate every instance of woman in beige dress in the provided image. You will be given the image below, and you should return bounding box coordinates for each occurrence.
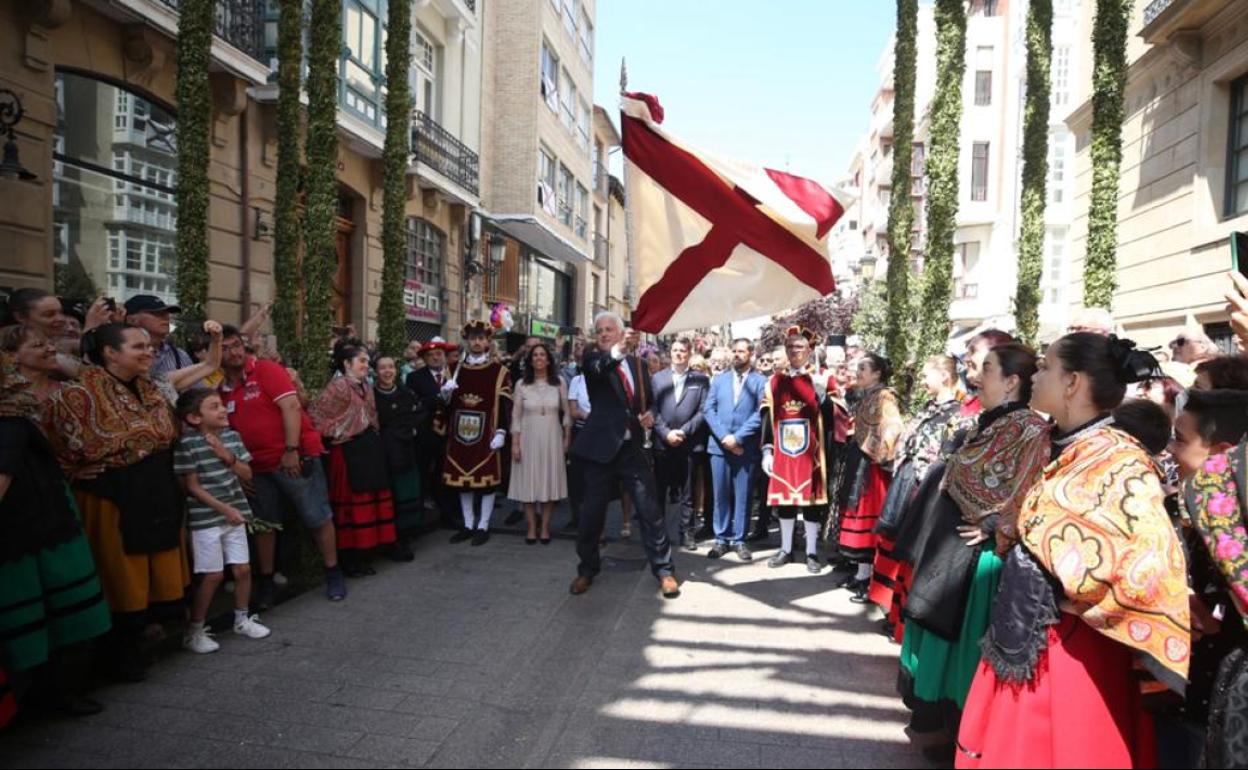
[509,343,572,544]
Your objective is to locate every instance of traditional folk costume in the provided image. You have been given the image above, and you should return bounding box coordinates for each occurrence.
[760,327,837,569]
[439,322,513,537]
[956,421,1191,769]
[309,375,397,555]
[1184,444,1248,768]
[838,383,902,592]
[48,365,190,677]
[374,382,424,541]
[868,396,963,642]
[898,403,1049,734]
[0,359,111,683]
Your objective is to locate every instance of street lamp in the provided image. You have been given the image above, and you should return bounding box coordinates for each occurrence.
[0,90,37,182]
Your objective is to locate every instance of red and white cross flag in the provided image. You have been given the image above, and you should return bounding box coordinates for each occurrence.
[621,92,850,335]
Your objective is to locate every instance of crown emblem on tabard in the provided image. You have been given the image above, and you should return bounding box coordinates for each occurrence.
[781,399,805,415]
[460,393,484,408]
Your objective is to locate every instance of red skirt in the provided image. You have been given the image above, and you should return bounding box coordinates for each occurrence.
[838,463,890,562]
[868,539,910,643]
[956,614,1156,769]
[0,667,14,728]
[326,445,398,551]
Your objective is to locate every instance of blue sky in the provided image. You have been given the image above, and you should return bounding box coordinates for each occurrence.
[592,0,897,185]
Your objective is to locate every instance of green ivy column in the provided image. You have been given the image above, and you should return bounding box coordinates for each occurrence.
[174,0,213,328]
[1085,0,1132,310]
[302,0,342,393]
[1015,0,1053,346]
[379,0,414,359]
[916,0,966,361]
[273,0,305,368]
[885,0,918,388]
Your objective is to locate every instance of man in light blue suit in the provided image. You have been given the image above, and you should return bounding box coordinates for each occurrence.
[702,339,768,561]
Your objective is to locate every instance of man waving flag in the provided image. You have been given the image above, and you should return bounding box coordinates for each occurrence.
[621,92,850,334]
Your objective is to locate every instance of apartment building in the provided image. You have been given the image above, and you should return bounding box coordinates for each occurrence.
[840,0,1085,346]
[591,106,630,322]
[2,0,486,342]
[479,0,596,347]
[1066,0,1248,349]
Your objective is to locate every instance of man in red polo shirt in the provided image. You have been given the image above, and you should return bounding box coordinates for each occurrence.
[218,326,346,603]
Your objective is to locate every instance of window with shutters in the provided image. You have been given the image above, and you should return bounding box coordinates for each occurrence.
[1226,75,1248,217]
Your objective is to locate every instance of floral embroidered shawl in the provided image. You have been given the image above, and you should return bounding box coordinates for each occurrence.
[944,406,1050,538]
[853,385,902,465]
[1019,426,1191,684]
[47,365,177,474]
[309,374,379,443]
[1185,443,1248,618]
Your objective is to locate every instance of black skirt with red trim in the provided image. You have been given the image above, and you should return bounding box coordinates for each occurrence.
[327,444,398,550]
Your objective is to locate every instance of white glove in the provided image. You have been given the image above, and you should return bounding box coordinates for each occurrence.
[490,430,506,451]
[761,447,774,476]
[439,379,459,401]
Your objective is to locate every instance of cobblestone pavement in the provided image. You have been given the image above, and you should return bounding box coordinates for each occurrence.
[0,512,924,769]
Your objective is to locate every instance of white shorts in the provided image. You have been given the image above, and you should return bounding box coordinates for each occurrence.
[190,524,251,574]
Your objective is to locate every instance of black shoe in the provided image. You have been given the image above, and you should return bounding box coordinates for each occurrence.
[56,696,104,718]
[255,577,278,611]
[540,537,552,545]
[562,519,580,532]
[921,742,956,764]
[746,528,770,543]
[525,537,537,545]
[806,554,827,574]
[767,550,793,569]
[707,543,726,559]
[471,530,491,547]
[849,579,871,604]
[386,540,416,562]
[449,529,474,544]
[694,526,714,541]
[504,509,524,526]
[681,536,699,552]
[734,544,754,562]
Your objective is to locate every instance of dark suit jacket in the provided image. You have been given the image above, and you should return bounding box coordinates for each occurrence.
[405,367,444,452]
[651,368,710,454]
[570,348,653,465]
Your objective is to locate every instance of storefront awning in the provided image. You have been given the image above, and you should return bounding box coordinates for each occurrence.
[487,214,591,264]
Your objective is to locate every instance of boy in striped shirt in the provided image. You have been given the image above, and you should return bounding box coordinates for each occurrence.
[175,389,272,653]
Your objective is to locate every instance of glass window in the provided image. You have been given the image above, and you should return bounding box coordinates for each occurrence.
[528,258,570,324]
[975,70,992,106]
[577,99,591,151]
[560,68,576,132]
[579,10,593,64]
[562,0,577,39]
[1227,75,1248,217]
[1052,46,1071,107]
[558,165,574,226]
[540,41,560,113]
[342,0,386,127]
[406,218,444,288]
[575,183,589,239]
[54,72,178,305]
[538,147,557,213]
[971,142,989,202]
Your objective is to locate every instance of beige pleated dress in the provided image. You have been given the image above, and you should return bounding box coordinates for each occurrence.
[507,380,571,503]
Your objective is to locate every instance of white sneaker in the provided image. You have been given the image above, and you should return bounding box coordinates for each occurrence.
[233,614,272,640]
[183,628,220,654]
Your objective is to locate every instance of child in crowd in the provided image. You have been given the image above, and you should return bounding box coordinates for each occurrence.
[1169,389,1248,480]
[174,389,271,653]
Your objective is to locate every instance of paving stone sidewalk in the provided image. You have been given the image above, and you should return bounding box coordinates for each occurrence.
[0,516,925,769]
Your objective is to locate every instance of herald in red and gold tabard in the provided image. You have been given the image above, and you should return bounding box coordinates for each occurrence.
[439,360,512,489]
[762,371,828,507]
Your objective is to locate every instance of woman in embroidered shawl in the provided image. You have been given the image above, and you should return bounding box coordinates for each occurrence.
[869,355,964,642]
[309,341,397,576]
[899,344,1049,745]
[839,354,903,602]
[956,334,1190,769]
[0,331,111,716]
[47,323,191,683]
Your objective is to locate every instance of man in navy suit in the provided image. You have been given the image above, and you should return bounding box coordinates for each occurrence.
[703,339,767,560]
[568,312,679,599]
[651,338,710,551]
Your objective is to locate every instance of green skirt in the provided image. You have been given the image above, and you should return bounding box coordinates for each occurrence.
[0,531,112,672]
[900,547,1002,710]
[392,467,424,533]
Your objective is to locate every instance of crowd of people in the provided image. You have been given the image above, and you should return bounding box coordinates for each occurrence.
[4,272,1248,769]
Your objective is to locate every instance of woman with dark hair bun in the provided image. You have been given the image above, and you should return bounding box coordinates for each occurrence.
[955,333,1190,769]
[899,343,1049,747]
[47,322,189,682]
[839,353,903,600]
[373,355,423,562]
[308,341,397,576]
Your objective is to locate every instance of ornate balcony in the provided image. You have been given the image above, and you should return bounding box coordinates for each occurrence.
[159,0,265,60]
[411,110,480,198]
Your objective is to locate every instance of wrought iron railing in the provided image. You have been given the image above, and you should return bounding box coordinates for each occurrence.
[411,110,480,196]
[160,0,266,61]
[1143,0,1181,27]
